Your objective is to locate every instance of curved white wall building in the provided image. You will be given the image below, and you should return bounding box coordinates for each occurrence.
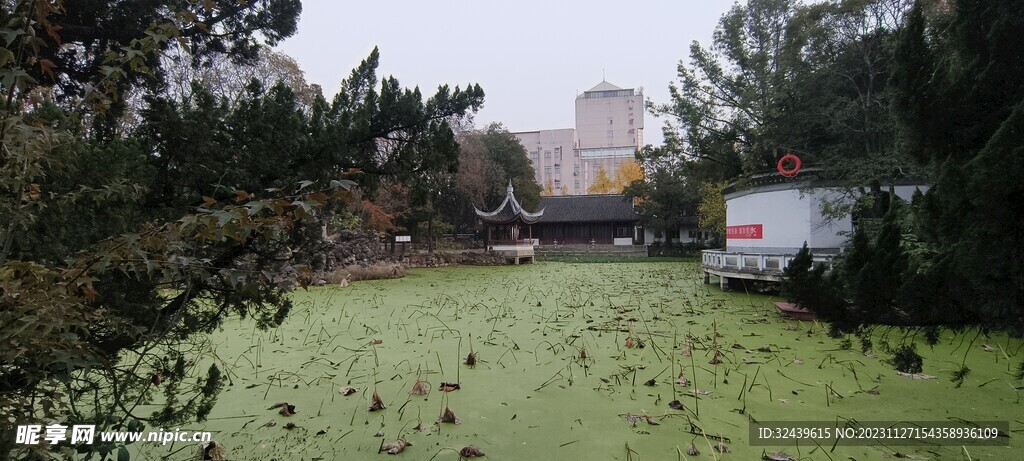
[703,176,926,288]
[724,182,922,255]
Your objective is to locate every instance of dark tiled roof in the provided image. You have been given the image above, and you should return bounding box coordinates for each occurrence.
[537,194,638,223]
[475,182,544,225]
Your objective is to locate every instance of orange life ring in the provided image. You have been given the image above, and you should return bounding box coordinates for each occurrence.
[777,154,801,177]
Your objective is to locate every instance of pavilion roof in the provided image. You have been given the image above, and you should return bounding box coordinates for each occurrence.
[474,182,544,225]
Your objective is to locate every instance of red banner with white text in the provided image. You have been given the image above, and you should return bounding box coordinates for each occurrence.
[726,224,763,239]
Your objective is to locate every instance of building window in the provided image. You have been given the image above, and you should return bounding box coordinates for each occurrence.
[608,118,614,125]
[545,150,551,158]
[554,165,561,174]
[574,180,580,189]
[606,130,614,138]
[544,166,551,175]
[573,165,580,176]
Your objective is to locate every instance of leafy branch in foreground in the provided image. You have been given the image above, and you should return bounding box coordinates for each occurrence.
[0,180,353,460]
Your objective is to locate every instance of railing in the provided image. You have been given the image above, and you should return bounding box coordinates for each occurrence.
[489,239,535,246]
[701,249,834,273]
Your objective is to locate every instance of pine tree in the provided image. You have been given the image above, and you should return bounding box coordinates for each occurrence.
[782,243,848,329]
[854,204,907,324]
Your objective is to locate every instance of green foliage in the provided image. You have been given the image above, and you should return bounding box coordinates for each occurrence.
[326,48,484,185]
[627,147,705,241]
[781,243,848,331]
[442,123,540,237]
[858,330,873,353]
[889,0,1024,333]
[889,0,934,163]
[886,343,923,374]
[653,0,799,173]
[6,0,302,95]
[697,181,727,240]
[1,2,484,460]
[648,0,923,261]
[414,219,454,241]
[950,364,970,388]
[195,364,225,422]
[477,123,541,210]
[852,205,907,324]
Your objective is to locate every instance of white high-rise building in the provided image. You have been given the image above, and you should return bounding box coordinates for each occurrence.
[513,81,644,195]
[575,81,644,150]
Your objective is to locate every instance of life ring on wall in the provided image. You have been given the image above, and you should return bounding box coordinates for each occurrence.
[777,154,801,177]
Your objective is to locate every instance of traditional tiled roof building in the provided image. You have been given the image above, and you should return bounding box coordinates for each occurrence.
[531,194,639,245]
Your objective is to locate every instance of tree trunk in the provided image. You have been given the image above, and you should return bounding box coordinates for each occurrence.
[428,215,435,255]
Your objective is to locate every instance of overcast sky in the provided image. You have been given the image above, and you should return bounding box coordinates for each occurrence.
[276,1,742,147]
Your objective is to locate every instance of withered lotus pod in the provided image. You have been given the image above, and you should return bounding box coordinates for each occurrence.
[379,438,411,455]
[439,406,461,424]
[369,391,386,411]
[459,446,485,458]
[409,379,430,396]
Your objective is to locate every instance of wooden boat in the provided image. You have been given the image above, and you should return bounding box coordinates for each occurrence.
[772,301,817,321]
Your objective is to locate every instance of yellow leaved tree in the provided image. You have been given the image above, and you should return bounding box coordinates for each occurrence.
[587,167,616,194]
[614,162,645,192]
[542,179,556,196]
[698,181,728,238]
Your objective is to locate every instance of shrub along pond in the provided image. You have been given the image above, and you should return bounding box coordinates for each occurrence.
[144,261,1020,460]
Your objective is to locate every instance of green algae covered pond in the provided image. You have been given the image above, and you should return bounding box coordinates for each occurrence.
[145,261,1021,460]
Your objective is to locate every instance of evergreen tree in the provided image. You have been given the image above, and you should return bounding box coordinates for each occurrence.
[853,204,907,325]
[782,243,848,330]
[781,243,815,305]
[890,0,1024,332]
[889,0,936,163]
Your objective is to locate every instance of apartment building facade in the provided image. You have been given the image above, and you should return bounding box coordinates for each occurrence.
[513,81,644,195]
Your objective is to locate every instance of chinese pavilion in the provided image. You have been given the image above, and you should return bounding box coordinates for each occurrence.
[474,182,543,264]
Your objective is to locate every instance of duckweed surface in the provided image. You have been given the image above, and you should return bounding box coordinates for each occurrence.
[142,262,1021,460]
